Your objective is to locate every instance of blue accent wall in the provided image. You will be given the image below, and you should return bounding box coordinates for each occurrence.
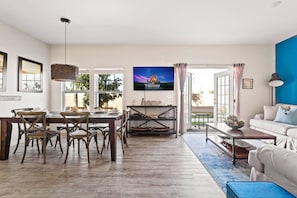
[276,35,297,104]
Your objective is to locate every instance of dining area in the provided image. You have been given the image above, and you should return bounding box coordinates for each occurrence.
[0,108,129,164]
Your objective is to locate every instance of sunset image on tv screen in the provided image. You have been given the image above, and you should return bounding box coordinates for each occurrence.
[133,66,174,90]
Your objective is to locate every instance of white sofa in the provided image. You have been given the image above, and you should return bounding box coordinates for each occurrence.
[249,103,297,150]
[248,144,297,196]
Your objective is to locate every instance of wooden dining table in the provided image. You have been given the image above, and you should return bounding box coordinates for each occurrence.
[0,112,122,161]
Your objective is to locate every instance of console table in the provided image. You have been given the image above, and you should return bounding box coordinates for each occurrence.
[127,105,177,137]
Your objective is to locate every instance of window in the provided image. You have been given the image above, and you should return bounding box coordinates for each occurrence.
[18,57,42,92]
[63,71,89,110]
[95,73,123,111]
[62,69,124,111]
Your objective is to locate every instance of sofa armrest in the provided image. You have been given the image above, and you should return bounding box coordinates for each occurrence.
[254,113,264,119]
[248,149,264,173]
[257,144,297,185]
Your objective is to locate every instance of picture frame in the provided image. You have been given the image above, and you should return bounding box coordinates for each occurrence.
[242,78,253,89]
[0,51,7,92]
[18,57,43,92]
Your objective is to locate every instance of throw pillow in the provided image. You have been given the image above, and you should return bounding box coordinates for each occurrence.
[274,106,297,125]
[263,105,278,120]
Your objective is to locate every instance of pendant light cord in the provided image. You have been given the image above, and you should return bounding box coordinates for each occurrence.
[60,17,71,65]
[64,20,67,65]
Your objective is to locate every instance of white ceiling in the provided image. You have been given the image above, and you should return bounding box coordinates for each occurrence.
[0,0,297,45]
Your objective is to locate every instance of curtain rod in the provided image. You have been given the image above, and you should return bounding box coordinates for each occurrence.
[187,63,233,66]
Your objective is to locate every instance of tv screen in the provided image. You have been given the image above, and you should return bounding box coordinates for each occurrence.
[133,66,174,90]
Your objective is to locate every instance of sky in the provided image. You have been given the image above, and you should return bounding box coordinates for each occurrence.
[189,68,227,105]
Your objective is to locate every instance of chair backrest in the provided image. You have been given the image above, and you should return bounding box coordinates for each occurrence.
[119,109,130,134]
[17,111,47,135]
[60,111,90,137]
[11,108,34,131]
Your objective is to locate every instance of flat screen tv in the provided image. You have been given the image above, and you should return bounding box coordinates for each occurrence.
[133,66,174,90]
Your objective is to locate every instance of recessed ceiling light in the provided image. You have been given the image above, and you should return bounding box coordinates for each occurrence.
[272,0,282,7]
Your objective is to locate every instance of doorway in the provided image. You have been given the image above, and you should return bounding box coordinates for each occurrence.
[186,66,233,132]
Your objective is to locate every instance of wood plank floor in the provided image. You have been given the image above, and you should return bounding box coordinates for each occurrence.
[0,134,224,198]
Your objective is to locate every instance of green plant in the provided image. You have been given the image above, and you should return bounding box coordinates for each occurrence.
[74,74,122,108]
[97,74,122,108]
[75,74,90,108]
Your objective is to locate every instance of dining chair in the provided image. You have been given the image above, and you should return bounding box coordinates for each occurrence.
[11,108,34,154]
[88,110,109,149]
[101,109,130,154]
[60,111,100,163]
[17,111,63,164]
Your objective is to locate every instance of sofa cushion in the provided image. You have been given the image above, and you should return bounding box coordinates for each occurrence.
[264,105,278,120]
[249,118,294,136]
[274,107,297,125]
[277,103,297,111]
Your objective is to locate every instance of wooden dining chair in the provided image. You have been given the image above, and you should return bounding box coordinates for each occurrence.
[17,111,63,164]
[88,111,109,150]
[11,108,34,154]
[101,109,130,154]
[60,111,100,163]
[12,108,63,155]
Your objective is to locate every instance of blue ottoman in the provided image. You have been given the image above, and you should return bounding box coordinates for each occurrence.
[226,181,295,198]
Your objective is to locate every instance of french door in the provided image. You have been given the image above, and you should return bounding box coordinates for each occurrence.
[214,70,234,122]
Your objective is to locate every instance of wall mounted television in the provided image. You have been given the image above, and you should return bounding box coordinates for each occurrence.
[133,66,174,90]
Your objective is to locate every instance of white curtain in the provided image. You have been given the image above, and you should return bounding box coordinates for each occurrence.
[174,63,187,135]
[233,63,245,117]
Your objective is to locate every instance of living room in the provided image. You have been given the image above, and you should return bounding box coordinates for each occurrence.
[1,1,297,197]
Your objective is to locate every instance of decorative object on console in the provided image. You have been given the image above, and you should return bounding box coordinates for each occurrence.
[268,73,284,105]
[140,98,162,106]
[51,17,78,82]
[224,115,245,129]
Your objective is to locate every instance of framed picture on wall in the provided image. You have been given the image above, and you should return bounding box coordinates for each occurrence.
[18,57,43,92]
[242,78,253,89]
[0,51,7,92]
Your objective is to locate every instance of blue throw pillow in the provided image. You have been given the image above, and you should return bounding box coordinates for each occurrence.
[274,107,297,125]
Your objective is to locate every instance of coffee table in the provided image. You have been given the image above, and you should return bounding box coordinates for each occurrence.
[206,122,276,165]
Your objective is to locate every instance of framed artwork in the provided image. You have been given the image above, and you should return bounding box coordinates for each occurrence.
[18,57,43,92]
[242,78,253,89]
[0,51,7,92]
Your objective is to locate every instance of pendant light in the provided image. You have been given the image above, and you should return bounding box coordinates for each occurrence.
[51,17,78,81]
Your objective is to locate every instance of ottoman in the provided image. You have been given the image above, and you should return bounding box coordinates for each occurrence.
[226,181,295,198]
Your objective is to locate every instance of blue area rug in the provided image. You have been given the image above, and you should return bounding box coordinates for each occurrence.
[183,133,250,193]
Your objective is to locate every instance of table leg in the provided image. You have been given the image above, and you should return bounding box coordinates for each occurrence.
[108,120,117,161]
[0,119,12,160]
[232,137,236,165]
[205,125,208,142]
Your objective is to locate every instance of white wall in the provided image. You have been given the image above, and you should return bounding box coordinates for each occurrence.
[0,21,50,115]
[50,45,275,123]
[0,21,50,147]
